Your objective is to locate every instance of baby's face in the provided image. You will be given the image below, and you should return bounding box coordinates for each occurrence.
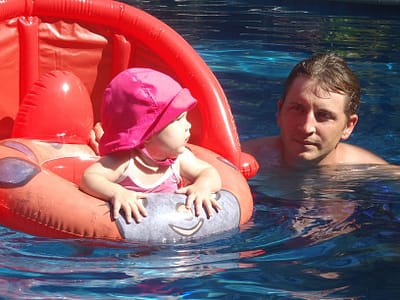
[145,112,191,160]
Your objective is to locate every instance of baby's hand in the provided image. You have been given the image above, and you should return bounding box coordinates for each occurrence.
[176,185,222,218]
[89,122,104,155]
[110,188,147,223]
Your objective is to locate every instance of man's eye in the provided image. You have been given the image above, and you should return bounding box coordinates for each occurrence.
[289,104,302,112]
[316,111,333,120]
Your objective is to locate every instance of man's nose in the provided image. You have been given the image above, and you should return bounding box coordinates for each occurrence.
[299,112,317,135]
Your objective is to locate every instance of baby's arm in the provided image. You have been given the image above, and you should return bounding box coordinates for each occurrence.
[176,148,222,218]
[79,153,147,223]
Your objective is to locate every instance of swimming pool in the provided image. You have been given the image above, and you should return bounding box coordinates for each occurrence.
[1,1,399,299]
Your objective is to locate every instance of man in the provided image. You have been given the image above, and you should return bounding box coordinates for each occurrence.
[242,53,390,243]
[242,52,387,170]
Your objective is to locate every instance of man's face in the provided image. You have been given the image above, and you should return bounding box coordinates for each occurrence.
[277,76,357,168]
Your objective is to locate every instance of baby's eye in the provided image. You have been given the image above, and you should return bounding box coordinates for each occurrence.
[175,112,187,121]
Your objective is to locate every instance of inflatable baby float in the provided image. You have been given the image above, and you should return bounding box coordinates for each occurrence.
[0,0,258,242]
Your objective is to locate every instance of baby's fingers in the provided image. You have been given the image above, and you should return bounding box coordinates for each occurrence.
[202,199,214,218]
[129,198,149,223]
[185,193,195,210]
[112,201,122,221]
[210,196,223,211]
[128,202,141,224]
[134,196,148,218]
[200,195,222,218]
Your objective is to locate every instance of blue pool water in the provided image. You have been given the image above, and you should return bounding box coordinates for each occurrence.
[1,1,400,299]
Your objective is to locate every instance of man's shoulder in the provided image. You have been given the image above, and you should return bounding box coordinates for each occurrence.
[242,136,278,152]
[338,143,388,164]
[242,136,281,167]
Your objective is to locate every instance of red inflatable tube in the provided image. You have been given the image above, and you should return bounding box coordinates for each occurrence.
[0,0,258,241]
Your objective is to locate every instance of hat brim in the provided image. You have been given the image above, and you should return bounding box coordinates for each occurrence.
[150,88,197,136]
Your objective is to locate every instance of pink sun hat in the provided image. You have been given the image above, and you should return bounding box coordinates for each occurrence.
[99,68,197,156]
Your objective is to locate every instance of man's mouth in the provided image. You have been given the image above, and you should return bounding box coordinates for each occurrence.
[294,138,317,146]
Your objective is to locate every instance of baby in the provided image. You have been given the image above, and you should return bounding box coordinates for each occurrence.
[80,68,222,223]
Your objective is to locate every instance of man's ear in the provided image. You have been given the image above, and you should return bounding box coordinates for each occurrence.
[276,99,283,127]
[342,114,358,140]
[277,99,283,112]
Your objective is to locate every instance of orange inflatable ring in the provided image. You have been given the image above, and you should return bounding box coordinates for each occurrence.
[0,0,257,242]
[0,70,253,242]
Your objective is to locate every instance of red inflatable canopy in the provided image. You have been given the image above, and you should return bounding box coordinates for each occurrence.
[0,0,258,178]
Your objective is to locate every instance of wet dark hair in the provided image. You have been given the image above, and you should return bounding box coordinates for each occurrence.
[282,52,360,117]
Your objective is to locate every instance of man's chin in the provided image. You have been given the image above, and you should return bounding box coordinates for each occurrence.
[289,152,319,169]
